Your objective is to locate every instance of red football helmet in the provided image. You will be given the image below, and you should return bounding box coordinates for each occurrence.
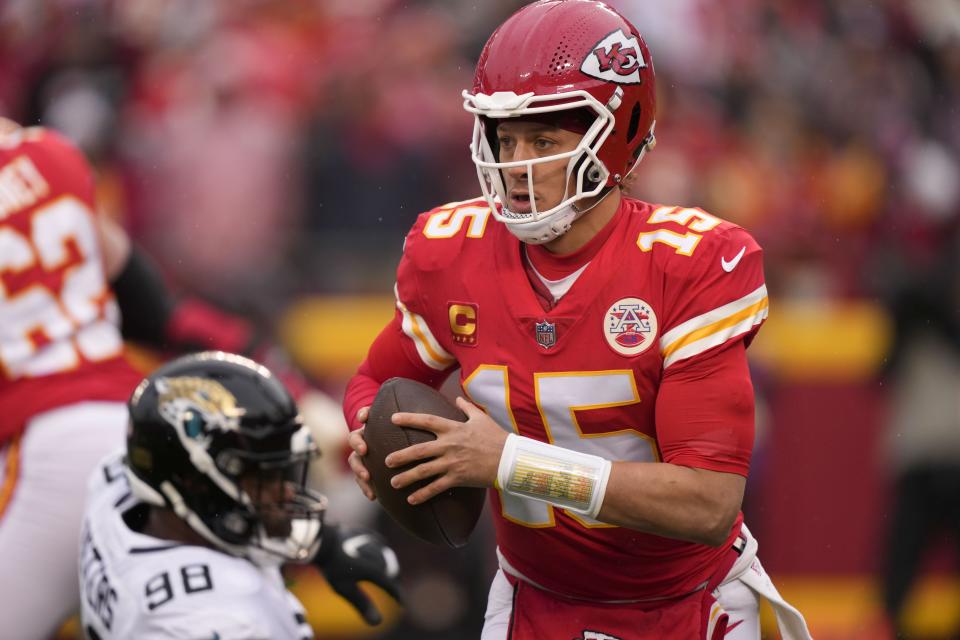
[463,0,657,243]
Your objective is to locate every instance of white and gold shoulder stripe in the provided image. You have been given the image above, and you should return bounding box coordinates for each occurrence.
[659,285,769,369]
[394,284,456,371]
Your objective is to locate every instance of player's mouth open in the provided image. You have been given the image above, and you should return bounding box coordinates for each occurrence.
[509,191,535,213]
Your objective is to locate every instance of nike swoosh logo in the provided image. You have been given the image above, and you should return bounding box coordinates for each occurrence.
[721,246,746,273]
[725,619,744,635]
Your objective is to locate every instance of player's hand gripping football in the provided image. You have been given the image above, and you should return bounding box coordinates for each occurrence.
[347,408,377,500]
[313,523,402,625]
[385,396,508,505]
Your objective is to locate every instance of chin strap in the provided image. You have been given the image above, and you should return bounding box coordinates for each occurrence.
[502,185,619,245]
[502,203,580,245]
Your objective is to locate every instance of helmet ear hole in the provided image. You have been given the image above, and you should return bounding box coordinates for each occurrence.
[626,102,642,143]
[571,152,595,189]
[215,509,255,542]
[587,165,603,184]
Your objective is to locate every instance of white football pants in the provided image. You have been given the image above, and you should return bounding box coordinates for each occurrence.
[0,401,128,640]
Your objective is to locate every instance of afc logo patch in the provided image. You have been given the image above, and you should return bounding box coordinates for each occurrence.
[448,302,478,346]
[580,29,646,85]
[603,297,657,356]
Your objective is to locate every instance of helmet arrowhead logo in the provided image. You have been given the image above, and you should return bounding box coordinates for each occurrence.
[581,29,645,85]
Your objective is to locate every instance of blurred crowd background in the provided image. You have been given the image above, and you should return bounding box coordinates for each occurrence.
[3,0,960,638]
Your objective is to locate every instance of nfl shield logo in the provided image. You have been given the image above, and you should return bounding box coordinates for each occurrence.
[535,320,556,349]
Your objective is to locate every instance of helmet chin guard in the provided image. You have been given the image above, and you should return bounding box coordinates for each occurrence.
[498,202,583,246]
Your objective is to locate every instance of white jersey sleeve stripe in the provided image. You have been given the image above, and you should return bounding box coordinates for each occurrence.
[660,285,769,369]
[661,300,768,369]
[664,296,768,357]
[394,284,455,371]
[660,284,768,351]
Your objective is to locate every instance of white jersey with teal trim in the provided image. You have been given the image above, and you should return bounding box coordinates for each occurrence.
[78,453,314,640]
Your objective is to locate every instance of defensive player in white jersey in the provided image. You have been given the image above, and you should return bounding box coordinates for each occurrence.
[80,351,402,639]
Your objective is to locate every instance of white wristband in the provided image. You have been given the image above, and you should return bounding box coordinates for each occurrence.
[497,433,612,519]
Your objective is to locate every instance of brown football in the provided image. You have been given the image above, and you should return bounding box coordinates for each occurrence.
[363,377,486,548]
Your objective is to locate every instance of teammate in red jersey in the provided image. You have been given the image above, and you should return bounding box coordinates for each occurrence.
[0,118,144,637]
[343,2,812,639]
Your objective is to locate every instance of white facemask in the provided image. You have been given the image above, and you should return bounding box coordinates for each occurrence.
[463,89,616,244]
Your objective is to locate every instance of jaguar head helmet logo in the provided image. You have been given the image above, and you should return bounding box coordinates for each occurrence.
[156,376,246,445]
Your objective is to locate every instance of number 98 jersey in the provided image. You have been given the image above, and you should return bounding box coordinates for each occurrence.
[391,195,767,602]
[79,454,314,640]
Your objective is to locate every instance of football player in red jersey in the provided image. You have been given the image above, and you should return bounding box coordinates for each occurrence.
[0,117,145,637]
[343,2,812,639]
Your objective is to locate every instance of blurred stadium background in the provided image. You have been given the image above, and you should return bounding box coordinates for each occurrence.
[2,0,959,638]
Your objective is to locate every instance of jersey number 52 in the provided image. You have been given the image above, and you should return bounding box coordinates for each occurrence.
[0,196,121,378]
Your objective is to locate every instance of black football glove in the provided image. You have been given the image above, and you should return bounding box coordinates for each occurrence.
[313,523,402,625]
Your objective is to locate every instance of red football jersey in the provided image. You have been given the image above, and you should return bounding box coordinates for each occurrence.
[346,194,767,600]
[0,127,142,443]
